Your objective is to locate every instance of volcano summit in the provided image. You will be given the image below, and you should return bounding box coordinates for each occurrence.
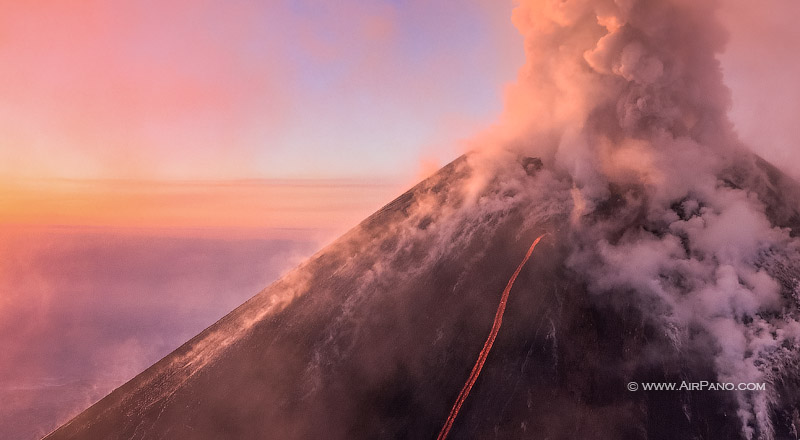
[44,150,800,439]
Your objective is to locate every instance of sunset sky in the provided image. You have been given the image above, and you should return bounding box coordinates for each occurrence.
[1,1,799,438]
[0,0,527,235]
[0,0,519,181]
[1,0,798,233]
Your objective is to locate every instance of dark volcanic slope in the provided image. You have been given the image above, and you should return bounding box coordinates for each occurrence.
[45,153,800,440]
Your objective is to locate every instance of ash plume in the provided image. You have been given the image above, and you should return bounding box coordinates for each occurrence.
[472,1,800,438]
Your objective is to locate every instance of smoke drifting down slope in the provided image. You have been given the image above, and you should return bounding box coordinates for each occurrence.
[46,0,800,439]
[489,1,800,437]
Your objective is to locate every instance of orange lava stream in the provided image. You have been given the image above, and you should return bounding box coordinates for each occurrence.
[436,234,546,440]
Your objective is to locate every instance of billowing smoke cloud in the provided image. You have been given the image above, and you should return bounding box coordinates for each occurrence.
[472,1,800,438]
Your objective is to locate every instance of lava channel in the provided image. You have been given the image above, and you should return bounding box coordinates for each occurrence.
[437,233,546,440]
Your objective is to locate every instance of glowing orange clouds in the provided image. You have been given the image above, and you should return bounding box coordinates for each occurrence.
[0,178,403,239]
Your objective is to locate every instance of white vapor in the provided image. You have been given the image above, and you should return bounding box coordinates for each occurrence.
[466,1,800,438]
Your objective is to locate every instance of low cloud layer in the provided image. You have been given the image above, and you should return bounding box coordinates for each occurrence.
[0,228,319,440]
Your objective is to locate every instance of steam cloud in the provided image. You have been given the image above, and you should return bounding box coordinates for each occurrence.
[474,1,800,438]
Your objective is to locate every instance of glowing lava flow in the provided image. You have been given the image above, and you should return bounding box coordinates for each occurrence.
[436,234,546,440]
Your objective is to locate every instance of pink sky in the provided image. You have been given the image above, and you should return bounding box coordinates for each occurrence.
[1,2,799,439]
[718,0,800,180]
[0,0,520,183]
[0,0,797,231]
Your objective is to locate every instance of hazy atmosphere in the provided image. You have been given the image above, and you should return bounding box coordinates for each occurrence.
[1,1,799,439]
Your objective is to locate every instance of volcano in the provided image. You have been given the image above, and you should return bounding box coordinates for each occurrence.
[43,151,800,440]
[42,0,800,438]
